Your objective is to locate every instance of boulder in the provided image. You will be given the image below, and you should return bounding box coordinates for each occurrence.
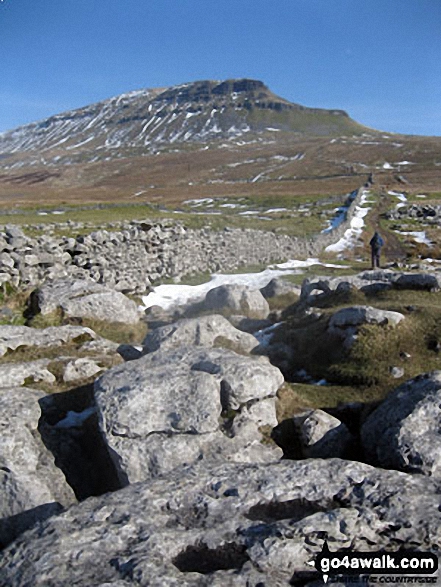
[62,291,140,324]
[1,459,440,586]
[274,409,355,460]
[0,387,76,547]
[0,324,96,357]
[393,273,441,291]
[94,346,283,483]
[62,358,103,383]
[142,314,258,355]
[29,279,140,324]
[29,279,105,315]
[361,371,441,477]
[328,305,404,332]
[260,277,301,299]
[204,284,270,319]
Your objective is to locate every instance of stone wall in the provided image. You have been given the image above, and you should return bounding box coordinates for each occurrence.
[0,188,366,294]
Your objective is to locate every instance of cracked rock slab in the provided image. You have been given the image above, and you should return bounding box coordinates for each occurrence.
[0,459,440,586]
[94,346,284,483]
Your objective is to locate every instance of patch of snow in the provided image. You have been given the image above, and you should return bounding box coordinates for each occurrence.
[266,208,288,213]
[395,230,432,246]
[253,322,282,347]
[383,162,394,170]
[54,407,96,429]
[388,190,407,202]
[141,259,344,312]
[416,194,427,198]
[183,198,214,206]
[266,127,281,132]
[239,210,261,216]
[251,172,265,183]
[66,136,95,150]
[396,161,414,165]
[325,190,372,254]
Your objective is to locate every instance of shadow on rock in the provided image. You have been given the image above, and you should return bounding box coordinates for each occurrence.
[38,384,126,500]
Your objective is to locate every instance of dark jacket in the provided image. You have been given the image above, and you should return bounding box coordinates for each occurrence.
[369,232,384,251]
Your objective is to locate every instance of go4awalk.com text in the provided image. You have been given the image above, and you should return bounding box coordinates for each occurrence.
[309,542,438,584]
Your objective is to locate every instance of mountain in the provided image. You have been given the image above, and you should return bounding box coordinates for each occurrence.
[0,78,440,205]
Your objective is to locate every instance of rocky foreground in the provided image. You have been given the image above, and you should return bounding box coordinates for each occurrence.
[1,268,441,585]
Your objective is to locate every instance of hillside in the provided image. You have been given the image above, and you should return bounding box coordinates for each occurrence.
[1,78,440,207]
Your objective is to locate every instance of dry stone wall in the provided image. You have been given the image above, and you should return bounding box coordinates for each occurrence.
[0,188,365,294]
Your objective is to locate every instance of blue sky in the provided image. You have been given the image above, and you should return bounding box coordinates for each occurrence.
[1,0,440,135]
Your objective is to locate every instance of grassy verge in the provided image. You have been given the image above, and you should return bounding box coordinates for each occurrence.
[273,287,441,421]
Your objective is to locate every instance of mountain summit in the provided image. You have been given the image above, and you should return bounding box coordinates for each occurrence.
[1,79,439,205]
[0,78,364,160]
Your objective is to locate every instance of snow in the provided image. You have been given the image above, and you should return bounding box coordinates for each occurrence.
[140,259,343,311]
[251,172,265,183]
[395,230,432,246]
[253,322,282,347]
[66,136,94,150]
[388,190,407,202]
[266,208,288,213]
[382,162,394,169]
[416,194,427,199]
[54,407,96,429]
[325,191,371,254]
[183,198,214,206]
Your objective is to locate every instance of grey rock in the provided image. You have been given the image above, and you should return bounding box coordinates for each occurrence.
[204,285,270,319]
[62,358,103,382]
[0,324,96,357]
[226,316,272,334]
[30,279,105,315]
[94,347,283,483]
[142,314,258,355]
[393,273,441,291]
[80,336,120,355]
[260,277,301,299]
[117,343,144,361]
[62,291,140,324]
[361,371,441,477]
[390,366,405,379]
[1,459,441,586]
[290,409,355,459]
[0,360,56,387]
[0,387,76,547]
[328,305,404,333]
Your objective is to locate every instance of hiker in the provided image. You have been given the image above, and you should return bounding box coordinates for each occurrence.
[369,231,384,269]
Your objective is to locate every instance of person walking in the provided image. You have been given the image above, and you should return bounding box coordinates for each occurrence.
[369,231,384,269]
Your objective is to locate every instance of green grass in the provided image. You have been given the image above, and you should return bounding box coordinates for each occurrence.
[273,286,441,419]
